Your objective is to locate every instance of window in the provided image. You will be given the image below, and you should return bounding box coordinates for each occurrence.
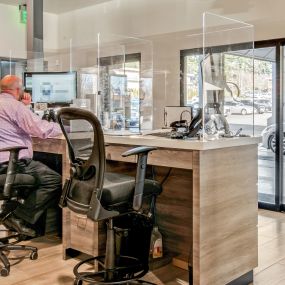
[181,49,202,106]
[0,58,27,79]
[181,43,281,210]
[99,53,141,130]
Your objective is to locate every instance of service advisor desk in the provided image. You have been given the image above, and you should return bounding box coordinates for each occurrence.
[32,134,259,285]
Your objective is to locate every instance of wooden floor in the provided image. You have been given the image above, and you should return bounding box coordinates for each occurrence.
[1,209,285,285]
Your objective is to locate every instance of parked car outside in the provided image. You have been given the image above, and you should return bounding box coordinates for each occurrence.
[190,101,230,117]
[261,124,285,153]
[240,99,265,114]
[255,99,272,112]
[224,101,256,115]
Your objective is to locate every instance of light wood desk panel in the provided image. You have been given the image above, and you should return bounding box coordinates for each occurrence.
[106,145,193,170]
[32,136,69,182]
[32,136,258,285]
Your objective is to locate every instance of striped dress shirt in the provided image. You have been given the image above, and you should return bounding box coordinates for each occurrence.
[0,93,62,163]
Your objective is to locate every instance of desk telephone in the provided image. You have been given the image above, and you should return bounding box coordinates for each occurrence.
[42,109,57,122]
[169,108,202,139]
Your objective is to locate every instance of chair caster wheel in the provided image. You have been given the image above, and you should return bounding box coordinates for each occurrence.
[0,267,10,277]
[30,251,38,260]
[74,279,83,285]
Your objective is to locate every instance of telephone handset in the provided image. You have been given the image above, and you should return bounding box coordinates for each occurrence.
[169,120,188,139]
[170,120,187,129]
[42,109,57,122]
[187,108,203,137]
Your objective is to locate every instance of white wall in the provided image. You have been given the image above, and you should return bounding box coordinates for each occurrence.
[0,4,26,59]
[56,0,285,47]
[0,4,58,59]
[57,0,206,48]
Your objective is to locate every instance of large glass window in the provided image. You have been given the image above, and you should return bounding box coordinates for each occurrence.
[0,59,26,79]
[99,53,140,131]
[181,45,277,206]
[182,51,202,107]
[182,49,255,135]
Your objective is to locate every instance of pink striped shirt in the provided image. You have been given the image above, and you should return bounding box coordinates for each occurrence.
[0,93,62,163]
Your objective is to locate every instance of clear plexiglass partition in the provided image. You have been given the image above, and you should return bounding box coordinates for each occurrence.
[24,33,153,134]
[6,11,253,140]
[96,34,153,133]
[202,12,254,140]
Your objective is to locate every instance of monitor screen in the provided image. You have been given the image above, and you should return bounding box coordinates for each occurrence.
[24,72,77,104]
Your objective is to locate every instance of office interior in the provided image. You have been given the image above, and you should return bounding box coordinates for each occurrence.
[0,0,285,284]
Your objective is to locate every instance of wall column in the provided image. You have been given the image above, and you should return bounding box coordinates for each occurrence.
[26,0,43,71]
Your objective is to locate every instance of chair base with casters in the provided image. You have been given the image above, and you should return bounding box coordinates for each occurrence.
[73,214,157,285]
[0,201,38,277]
[0,240,38,277]
[0,146,38,277]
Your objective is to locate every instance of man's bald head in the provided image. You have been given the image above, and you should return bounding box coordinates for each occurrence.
[0,75,22,91]
[0,75,23,100]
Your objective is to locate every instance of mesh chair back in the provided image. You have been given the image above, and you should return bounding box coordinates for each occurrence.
[57,107,119,220]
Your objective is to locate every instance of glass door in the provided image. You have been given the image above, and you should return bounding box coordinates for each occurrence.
[254,46,277,205]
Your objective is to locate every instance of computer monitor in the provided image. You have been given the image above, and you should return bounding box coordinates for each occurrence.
[23,72,77,104]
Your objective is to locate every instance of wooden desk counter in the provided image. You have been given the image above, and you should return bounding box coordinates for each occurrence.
[32,135,70,182]
[32,135,259,285]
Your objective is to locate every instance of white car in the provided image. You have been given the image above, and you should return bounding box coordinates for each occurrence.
[261,124,285,153]
[224,101,256,115]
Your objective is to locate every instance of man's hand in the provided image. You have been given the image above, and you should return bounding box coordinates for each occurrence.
[21,92,32,105]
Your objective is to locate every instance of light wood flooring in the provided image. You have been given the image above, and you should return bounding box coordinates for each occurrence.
[1,209,285,285]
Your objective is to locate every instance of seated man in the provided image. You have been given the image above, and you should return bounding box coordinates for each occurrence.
[0,75,62,237]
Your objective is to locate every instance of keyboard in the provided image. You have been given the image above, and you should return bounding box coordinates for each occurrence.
[146,131,172,138]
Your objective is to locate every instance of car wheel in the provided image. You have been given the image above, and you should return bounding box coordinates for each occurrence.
[241,109,247,115]
[268,134,285,154]
[268,135,276,153]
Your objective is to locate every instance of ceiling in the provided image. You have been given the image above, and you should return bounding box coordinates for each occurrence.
[0,0,113,14]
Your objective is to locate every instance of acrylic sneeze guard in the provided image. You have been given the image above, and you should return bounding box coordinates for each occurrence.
[202,12,254,141]
[25,32,153,136]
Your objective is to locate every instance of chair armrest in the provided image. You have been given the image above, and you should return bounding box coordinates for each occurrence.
[121,146,157,157]
[122,146,157,211]
[0,146,28,153]
[1,147,25,198]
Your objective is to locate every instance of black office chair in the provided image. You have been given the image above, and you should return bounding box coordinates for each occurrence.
[0,146,38,277]
[57,107,162,285]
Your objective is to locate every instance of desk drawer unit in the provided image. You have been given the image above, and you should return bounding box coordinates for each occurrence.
[62,208,106,259]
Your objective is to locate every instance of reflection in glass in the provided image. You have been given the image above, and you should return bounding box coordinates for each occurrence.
[202,12,254,140]
[184,45,276,203]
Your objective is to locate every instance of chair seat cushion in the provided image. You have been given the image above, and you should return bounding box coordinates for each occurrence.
[68,172,162,209]
[101,172,135,206]
[102,174,162,206]
[0,174,36,198]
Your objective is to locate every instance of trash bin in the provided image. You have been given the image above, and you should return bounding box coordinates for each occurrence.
[114,213,153,267]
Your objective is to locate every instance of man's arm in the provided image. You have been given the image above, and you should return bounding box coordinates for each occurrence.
[15,103,62,139]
